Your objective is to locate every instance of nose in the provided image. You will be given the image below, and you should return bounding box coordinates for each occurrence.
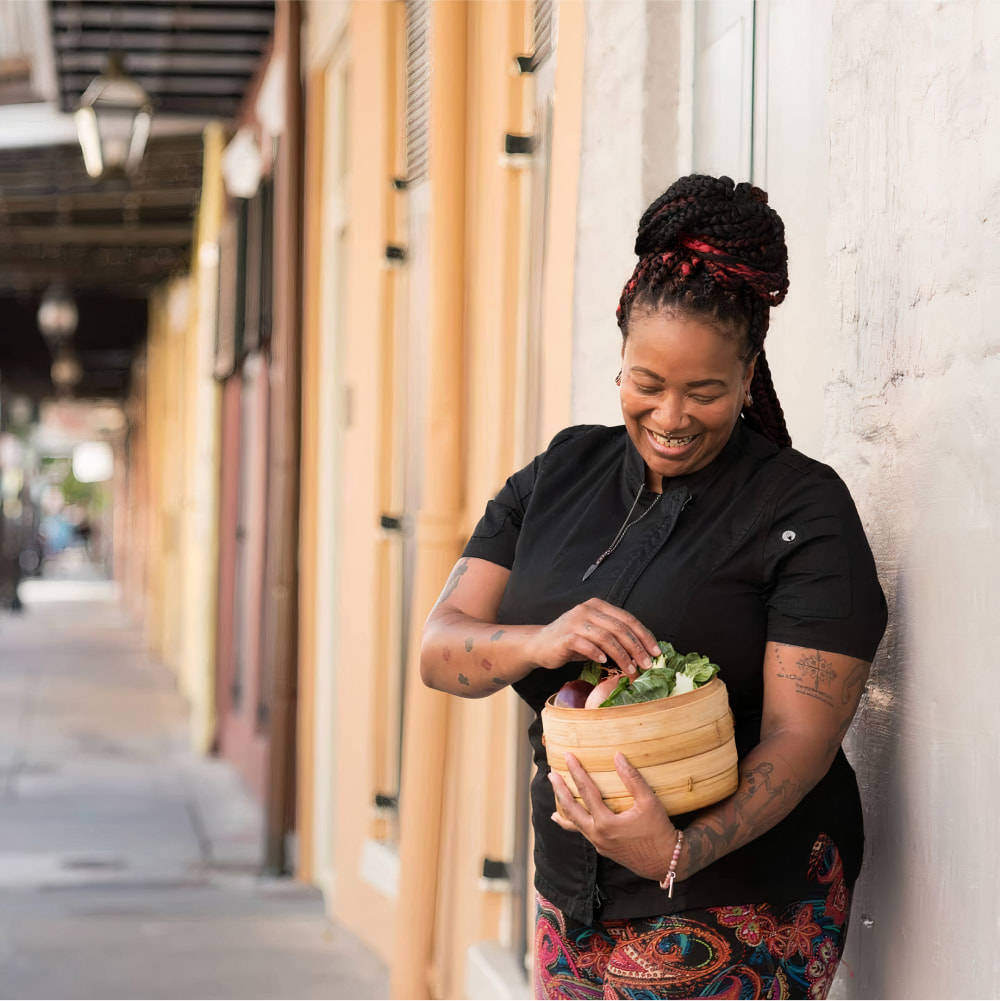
[653,393,688,431]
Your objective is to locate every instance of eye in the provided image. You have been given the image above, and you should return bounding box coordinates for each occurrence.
[691,395,722,405]
[634,384,662,396]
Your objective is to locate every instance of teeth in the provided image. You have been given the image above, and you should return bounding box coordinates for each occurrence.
[651,430,696,447]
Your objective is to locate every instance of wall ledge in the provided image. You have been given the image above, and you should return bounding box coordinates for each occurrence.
[464,941,531,1000]
[358,838,399,900]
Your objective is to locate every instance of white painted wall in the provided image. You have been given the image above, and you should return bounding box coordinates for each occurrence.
[825,2,1000,996]
[573,0,684,428]
[573,1,1000,996]
[753,0,833,460]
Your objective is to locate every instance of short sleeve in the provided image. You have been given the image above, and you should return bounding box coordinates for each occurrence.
[461,454,541,570]
[461,426,593,569]
[764,463,887,661]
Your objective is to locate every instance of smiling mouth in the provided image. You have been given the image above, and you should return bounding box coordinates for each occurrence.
[649,428,698,448]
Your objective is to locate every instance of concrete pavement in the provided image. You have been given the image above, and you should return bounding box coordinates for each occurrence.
[0,568,389,1000]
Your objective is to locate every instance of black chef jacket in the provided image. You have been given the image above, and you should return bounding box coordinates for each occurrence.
[462,420,887,926]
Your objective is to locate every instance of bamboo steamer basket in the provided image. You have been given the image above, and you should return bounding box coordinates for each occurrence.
[542,676,738,816]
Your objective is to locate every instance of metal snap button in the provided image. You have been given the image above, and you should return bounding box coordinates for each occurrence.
[781,530,796,543]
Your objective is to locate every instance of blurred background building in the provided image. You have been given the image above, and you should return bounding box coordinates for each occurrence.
[1,1,998,999]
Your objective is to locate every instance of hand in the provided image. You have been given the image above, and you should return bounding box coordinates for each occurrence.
[549,751,679,882]
[527,599,660,677]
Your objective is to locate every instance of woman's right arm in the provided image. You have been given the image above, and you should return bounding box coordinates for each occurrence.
[420,556,661,699]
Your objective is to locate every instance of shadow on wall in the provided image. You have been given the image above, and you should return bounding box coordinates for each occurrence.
[841,565,908,999]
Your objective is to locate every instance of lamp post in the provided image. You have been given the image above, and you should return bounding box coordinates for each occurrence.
[74,52,153,179]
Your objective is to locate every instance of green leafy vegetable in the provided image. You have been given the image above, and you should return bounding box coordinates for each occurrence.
[585,641,720,708]
[603,666,676,706]
[579,661,604,687]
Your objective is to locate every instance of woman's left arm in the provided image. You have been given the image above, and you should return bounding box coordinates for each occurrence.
[676,641,869,880]
[550,641,870,883]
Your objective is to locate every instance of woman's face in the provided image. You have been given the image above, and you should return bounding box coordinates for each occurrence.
[620,311,754,488]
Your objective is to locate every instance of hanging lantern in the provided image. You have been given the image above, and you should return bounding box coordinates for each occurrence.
[50,348,84,391]
[74,52,153,179]
[37,284,79,349]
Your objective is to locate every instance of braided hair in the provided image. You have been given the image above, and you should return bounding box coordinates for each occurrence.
[617,174,791,447]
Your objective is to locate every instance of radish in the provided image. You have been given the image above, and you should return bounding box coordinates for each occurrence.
[584,674,621,709]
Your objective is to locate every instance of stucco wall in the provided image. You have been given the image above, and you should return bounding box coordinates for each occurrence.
[573,0,684,427]
[574,2,1000,996]
[825,2,1000,997]
[754,0,833,461]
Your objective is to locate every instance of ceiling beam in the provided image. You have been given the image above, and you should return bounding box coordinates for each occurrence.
[61,71,251,96]
[49,29,274,53]
[50,5,275,33]
[2,225,193,246]
[56,50,264,75]
[1,189,198,214]
[0,248,189,294]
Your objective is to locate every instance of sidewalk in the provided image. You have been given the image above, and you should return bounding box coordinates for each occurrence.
[0,572,389,1000]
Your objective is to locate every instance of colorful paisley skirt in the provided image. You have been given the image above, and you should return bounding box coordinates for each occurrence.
[534,835,850,1000]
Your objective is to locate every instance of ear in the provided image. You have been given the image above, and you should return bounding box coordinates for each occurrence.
[743,354,757,394]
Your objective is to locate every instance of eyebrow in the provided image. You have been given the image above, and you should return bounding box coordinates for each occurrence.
[630,367,729,389]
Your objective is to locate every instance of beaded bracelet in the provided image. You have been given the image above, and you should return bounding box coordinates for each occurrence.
[659,830,684,898]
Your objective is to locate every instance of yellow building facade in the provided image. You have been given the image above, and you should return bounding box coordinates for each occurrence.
[297,1,583,995]
[130,125,225,756]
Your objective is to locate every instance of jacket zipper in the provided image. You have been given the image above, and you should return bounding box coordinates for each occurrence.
[592,884,604,911]
[582,488,662,581]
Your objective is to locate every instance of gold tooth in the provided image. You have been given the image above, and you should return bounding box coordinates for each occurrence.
[652,431,694,445]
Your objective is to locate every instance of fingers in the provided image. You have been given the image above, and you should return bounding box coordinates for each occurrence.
[548,770,593,832]
[585,600,660,667]
[613,752,659,810]
[564,752,609,818]
[550,755,679,881]
[550,809,578,832]
[548,600,658,676]
[583,628,643,677]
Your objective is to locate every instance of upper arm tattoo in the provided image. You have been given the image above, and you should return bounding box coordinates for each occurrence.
[775,647,836,707]
[439,558,470,602]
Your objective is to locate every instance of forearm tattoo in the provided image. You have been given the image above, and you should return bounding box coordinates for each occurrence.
[684,758,810,876]
[683,649,871,879]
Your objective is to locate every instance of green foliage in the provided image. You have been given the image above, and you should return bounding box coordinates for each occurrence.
[38,457,107,512]
[595,641,720,708]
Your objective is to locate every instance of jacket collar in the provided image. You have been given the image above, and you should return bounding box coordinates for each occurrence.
[622,419,760,499]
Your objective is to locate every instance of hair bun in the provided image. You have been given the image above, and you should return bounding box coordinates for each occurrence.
[635,174,782,251]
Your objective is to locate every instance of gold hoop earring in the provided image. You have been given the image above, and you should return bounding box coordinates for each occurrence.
[615,370,622,387]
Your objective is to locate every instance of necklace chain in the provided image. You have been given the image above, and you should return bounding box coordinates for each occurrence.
[582,486,661,581]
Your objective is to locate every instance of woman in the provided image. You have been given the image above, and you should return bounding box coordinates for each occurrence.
[421,174,886,999]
